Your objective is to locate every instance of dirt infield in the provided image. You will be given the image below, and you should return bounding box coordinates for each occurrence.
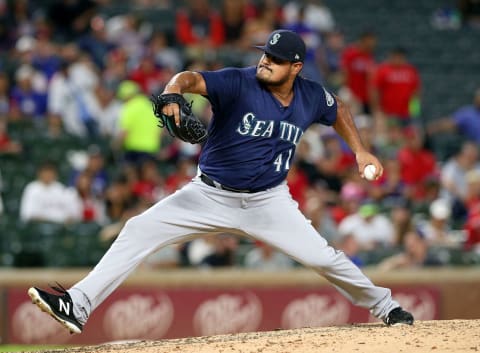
[37,319,479,353]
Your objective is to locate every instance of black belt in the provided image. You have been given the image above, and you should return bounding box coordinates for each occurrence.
[200,174,255,193]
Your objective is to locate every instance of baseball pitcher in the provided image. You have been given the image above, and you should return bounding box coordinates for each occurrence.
[28,30,413,334]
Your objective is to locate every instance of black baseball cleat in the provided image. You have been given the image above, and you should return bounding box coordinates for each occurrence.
[28,284,83,334]
[384,307,415,326]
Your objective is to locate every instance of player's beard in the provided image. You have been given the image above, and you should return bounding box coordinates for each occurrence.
[256,70,290,87]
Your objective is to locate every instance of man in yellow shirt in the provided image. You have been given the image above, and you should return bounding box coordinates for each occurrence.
[116,80,161,165]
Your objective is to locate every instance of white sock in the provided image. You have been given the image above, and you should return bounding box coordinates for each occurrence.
[67,288,91,325]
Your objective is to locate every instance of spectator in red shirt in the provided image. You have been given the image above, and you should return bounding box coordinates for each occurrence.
[287,160,310,211]
[131,160,166,204]
[73,171,106,224]
[315,133,356,194]
[340,31,377,114]
[463,171,480,251]
[128,54,168,95]
[0,119,22,155]
[453,169,480,232]
[330,181,367,225]
[397,126,438,200]
[371,47,420,127]
[165,157,196,195]
[464,210,480,251]
[176,0,225,54]
[319,133,356,177]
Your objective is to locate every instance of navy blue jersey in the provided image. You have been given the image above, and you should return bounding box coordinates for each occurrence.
[199,66,337,191]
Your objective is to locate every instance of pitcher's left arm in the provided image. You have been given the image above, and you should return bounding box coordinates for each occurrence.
[332,96,383,180]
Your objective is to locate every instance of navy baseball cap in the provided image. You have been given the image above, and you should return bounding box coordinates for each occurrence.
[254,30,306,63]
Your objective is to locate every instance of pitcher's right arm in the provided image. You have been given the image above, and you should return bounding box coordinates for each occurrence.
[161,71,208,125]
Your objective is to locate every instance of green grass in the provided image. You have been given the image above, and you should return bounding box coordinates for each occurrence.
[0,346,67,352]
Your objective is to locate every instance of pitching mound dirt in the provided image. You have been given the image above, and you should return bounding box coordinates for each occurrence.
[38,319,479,353]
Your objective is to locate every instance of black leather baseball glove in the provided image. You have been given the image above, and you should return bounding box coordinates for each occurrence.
[151,93,208,144]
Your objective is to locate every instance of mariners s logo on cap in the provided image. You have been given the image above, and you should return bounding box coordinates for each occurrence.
[269,33,281,45]
[254,29,306,63]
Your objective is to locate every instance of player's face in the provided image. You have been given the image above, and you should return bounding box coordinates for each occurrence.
[256,53,301,86]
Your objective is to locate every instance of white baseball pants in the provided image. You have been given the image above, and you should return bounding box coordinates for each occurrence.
[69,177,399,322]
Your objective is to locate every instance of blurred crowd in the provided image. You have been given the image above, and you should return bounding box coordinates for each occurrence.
[1,0,480,270]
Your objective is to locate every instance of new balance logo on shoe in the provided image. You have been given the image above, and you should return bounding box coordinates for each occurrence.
[28,284,83,334]
[58,298,70,316]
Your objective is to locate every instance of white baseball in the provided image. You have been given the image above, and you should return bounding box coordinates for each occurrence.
[364,164,377,181]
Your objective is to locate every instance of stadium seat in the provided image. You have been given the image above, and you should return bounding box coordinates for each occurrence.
[428,246,468,266]
[63,222,107,267]
[0,216,16,266]
[234,242,255,266]
[12,221,65,267]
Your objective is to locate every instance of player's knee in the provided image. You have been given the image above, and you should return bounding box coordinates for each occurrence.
[299,247,340,269]
[121,215,145,236]
[120,213,171,241]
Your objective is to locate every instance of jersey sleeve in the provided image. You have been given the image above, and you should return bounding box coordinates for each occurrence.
[199,68,242,110]
[314,84,338,125]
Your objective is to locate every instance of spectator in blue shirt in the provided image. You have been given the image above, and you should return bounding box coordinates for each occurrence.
[10,65,48,120]
[428,88,480,144]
